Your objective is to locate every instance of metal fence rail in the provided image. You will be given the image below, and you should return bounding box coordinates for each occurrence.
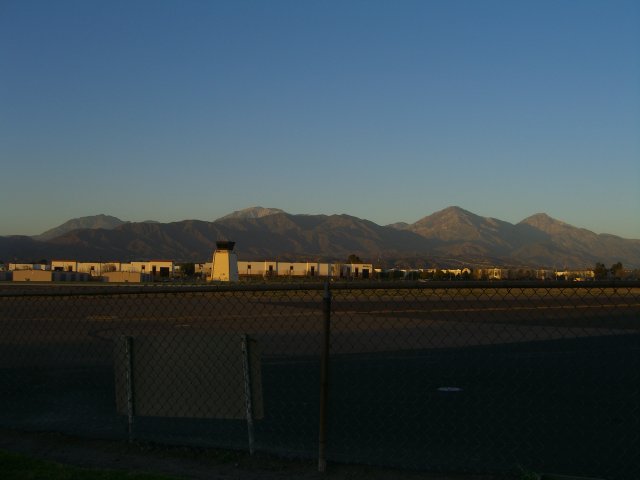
[0,281,639,479]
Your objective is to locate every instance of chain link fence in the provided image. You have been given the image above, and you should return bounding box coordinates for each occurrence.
[0,281,639,478]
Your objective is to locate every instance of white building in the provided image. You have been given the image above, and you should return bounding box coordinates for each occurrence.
[210,241,239,282]
[9,263,49,271]
[236,260,368,278]
[77,262,121,277]
[339,263,373,279]
[51,260,78,272]
[102,271,152,283]
[123,260,174,277]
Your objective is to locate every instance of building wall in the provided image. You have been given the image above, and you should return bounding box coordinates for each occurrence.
[126,261,174,276]
[263,261,277,277]
[339,263,373,279]
[77,262,120,276]
[129,262,147,273]
[13,270,53,282]
[237,261,259,276]
[237,261,340,277]
[350,263,372,279]
[103,271,151,283]
[101,262,121,273]
[211,251,239,282]
[317,263,336,277]
[51,260,77,272]
[13,270,90,282]
[276,262,312,276]
[147,261,174,277]
[475,268,509,280]
[305,262,321,277]
[9,263,49,271]
[555,270,595,281]
[238,261,365,278]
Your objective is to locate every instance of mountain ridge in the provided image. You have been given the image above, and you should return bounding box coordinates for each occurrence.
[3,207,639,268]
[217,206,286,221]
[34,214,126,241]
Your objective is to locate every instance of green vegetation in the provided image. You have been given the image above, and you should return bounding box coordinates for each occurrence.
[595,261,632,280]
[594,262,608,280]
[177,262,196,277]
[610,261,624,279]
[346,254,363,263]
[0,449,179,480]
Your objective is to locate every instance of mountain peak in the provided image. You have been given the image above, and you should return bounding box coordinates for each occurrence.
[414,206,484,226]
[519,213,569,230]
[217,206,286,221]
[441,206,474,215]
[34,214,126,241]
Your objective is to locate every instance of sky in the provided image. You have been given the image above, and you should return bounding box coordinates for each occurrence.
[1,0,639,238]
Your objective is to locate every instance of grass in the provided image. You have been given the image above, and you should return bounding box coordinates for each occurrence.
[0,449,180,480]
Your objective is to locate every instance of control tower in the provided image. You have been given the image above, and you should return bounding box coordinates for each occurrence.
[210,241,239,282]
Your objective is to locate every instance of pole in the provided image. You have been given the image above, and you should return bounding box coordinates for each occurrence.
[318,281,331,472]
[242,334,256,455]
[124,336,135,443]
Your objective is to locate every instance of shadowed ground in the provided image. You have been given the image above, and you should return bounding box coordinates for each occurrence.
[0,285,638,479]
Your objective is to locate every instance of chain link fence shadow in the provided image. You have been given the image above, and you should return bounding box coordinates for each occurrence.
[0,281,638,479]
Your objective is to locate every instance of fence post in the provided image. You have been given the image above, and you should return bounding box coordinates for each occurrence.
[242,334,256,455]
[124,335,135,443]
[318,281,332,472]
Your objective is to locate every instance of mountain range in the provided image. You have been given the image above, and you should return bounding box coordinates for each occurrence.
[1,206,639,268]
[34,214,126,241]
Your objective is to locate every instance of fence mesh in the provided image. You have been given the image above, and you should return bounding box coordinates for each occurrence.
[0,282,638,479]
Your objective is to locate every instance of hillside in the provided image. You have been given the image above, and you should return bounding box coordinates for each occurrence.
[1,208,639,268]
[217,206,286,221]
[34,214,126,241]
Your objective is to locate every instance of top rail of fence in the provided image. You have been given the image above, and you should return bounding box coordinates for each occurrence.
[0,280,639,298]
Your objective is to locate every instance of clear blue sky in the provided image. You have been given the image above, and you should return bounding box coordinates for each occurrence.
[1,0,639,238]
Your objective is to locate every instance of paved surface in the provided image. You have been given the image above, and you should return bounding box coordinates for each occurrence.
[0,285,639,479]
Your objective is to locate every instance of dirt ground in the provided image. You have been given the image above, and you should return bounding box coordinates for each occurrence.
[0,428,508,480]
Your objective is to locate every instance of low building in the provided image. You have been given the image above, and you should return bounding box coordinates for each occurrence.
[9,263,49,271]
[555,270,595,281]
[263,261,278,277]
[318,263,338,277]
[77,262,122,277]
[147,260,174,277]
[51,260,78,272]
[102,271,152,283]
[443,268,471,277]
[340,263,373,279]
[77,262,101,276]
[235,261,371,279]
[13,270,89,282]
[13,270,53,282]
[126,260,174,277]
[475,268,509,280]
[274,262,323,277]
[535,269,553,281]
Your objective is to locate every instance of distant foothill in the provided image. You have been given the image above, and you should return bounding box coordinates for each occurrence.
[0,206,638,271]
